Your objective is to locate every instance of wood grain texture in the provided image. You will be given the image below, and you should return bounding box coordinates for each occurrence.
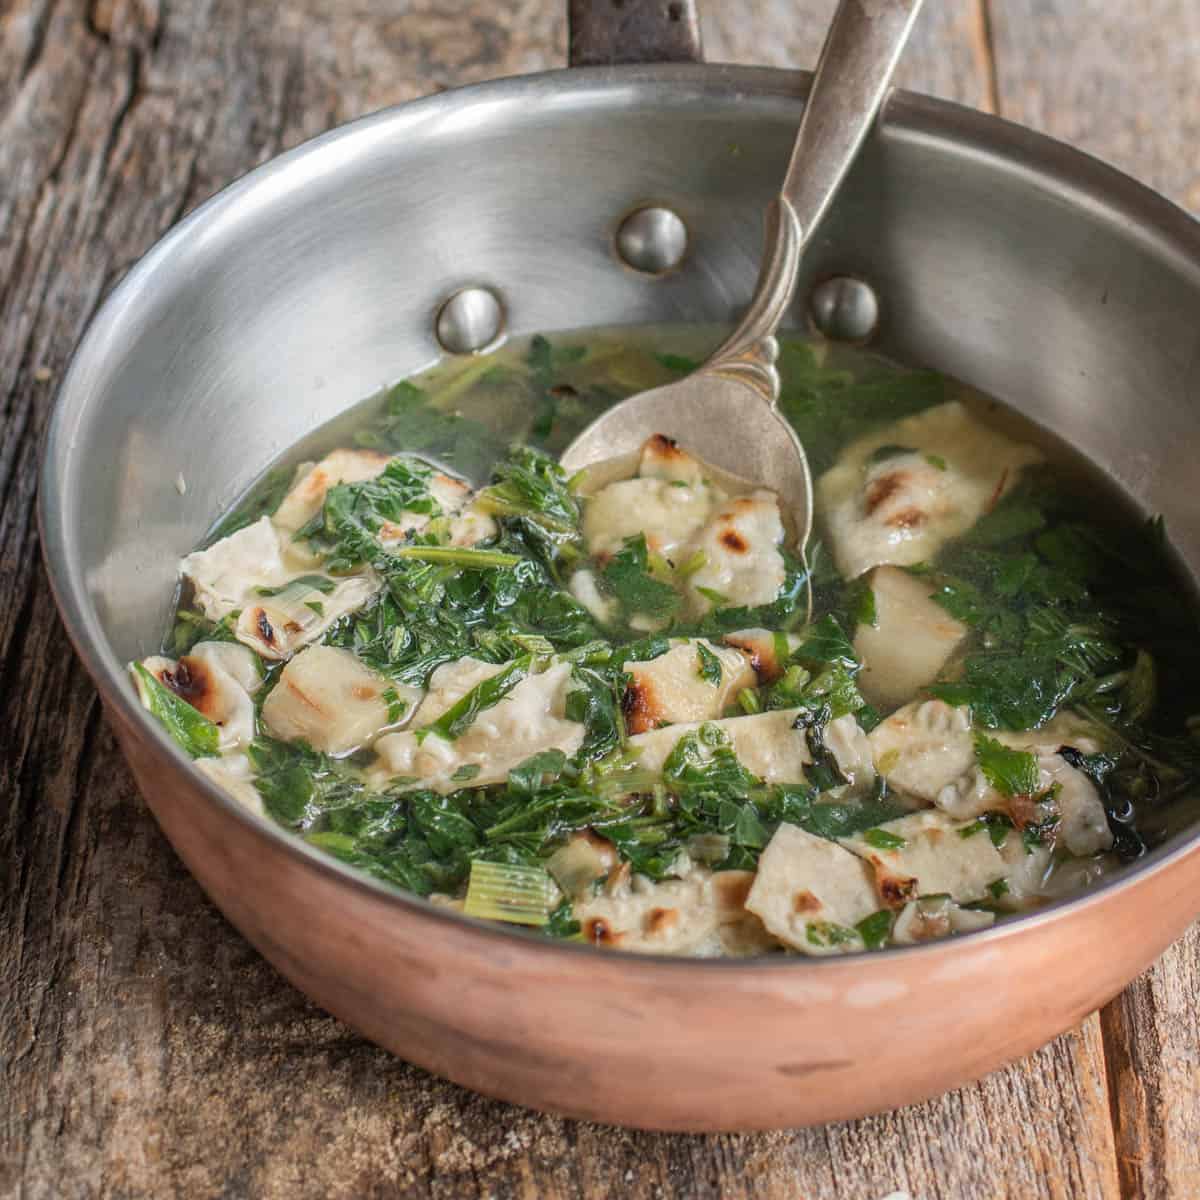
[704,0,999,112]
[0,1,1196,1197]
[989,0,1200,215]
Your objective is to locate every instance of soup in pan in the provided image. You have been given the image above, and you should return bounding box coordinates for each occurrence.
[131,330,1200,955]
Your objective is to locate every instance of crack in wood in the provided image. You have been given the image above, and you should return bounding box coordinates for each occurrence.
[970,0,1000,115]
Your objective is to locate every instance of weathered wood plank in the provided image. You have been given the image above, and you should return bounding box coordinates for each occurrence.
[0,1,1191,1197]
[1099,929,1200,1200]
[989,0,1200,215]
[705,0,998,112]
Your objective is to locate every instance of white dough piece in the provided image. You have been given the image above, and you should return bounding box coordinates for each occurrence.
[840,809,1010,906]
[140,640,260,752]
[823,712,877,791]
[181,516,291,621]
[574,870,722,955]
[568,568,616,624]
[869,699,976,806]
[637,434,708,486]
[446,502,498,547]
[582,477,722,559]
[374,660,585,793]
[628,709,812,785]
[722,628,804,683]
[235,573,380,661]
[891,896,995,944]
[871,700,1113,856]
[195,752,265,818]
[272,448,392,533]
[745,824,880,955]
[853,565,967,710]
[621,639,757,734]
[407,656,505,723]
[817,401,1043,579]
[188,640,262,696]
[261,644,419,756]
[1034,753,1113,856]
[684,492,786,616]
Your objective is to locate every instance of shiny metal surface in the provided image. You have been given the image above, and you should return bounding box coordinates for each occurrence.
[435,286,505,354]
[810,274,881,342]
[614,205,689,274]
[560,0,924,546]
[39,64,1200,1130]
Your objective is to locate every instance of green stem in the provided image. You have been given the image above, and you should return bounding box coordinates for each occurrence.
[386,545,521,568]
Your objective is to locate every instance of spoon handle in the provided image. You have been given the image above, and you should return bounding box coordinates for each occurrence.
[703,0,925,401]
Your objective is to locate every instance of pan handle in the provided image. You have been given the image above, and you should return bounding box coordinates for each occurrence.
[568,0,703,66]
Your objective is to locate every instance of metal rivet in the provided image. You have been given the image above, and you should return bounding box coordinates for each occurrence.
[809,276,880,343]
[435,287,504,354]
[615,206,688,275]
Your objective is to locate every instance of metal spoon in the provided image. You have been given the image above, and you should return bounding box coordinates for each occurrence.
[560,0,925,549]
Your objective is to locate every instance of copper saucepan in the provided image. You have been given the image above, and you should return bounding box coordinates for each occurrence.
[38,1,1200,1130]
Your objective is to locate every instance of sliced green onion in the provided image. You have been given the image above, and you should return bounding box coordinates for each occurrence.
[385,545,522,568]
[694,585,728,608]
[737,687,761,715]
[463,861,555,926]
[646,550,675,582]
[677,550,708,580]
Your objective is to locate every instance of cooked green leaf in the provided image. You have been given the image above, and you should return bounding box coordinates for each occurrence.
[696,642,723,686]
[131,663,220,759]
[973,733,1040,797]
[600,535,681,621]
[420,657,531,742]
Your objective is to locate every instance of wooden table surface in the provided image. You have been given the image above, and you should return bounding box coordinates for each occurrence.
[4,2,1200,1197]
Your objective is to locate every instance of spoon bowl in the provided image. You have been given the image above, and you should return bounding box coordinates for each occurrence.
[559,368,814,545]
[561,0,924,549]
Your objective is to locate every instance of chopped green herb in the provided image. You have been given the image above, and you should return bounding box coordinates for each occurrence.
[849,578,877,629]
[805,920,859,948]
[973,733,1040,798]
[862,827,907,850]
[255,574,338,598]
[600,535,682,622]
[697,642,723,686]
[543,897,582,939]
[856,909,894,950]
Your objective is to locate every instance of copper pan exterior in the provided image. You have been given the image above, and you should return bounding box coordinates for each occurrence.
[40,55,1200,1129]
